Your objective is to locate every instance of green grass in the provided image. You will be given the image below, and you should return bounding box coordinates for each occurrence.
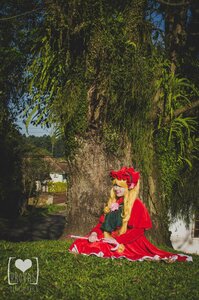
[42,204,66,214]
[25,204,66,215]
[0,240,198,300]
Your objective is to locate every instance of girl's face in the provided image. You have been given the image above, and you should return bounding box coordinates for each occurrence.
[113,184,126,197]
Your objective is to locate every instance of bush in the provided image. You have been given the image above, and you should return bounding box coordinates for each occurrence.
[47,182,67,193]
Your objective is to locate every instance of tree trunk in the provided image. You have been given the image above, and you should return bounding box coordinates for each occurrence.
[164,2,188,72]
[64,132,132,235]
[146,153,172,246]
[187,0,199,57]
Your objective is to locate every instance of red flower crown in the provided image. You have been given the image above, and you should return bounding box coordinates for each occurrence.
[109,166,140,189]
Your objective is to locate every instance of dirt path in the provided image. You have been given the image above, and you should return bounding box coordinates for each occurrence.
[0,213,67,242]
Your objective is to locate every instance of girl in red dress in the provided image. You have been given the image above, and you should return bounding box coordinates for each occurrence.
[69,167,192,262]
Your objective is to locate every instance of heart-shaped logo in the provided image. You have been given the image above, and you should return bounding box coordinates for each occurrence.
[15,259,32,273]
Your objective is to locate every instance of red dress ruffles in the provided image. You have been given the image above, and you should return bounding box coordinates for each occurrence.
[68,198,192,262]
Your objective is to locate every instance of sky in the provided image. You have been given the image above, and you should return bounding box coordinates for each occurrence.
[17,118,51,136]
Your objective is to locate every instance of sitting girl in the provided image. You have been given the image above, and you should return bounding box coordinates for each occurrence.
[69,166,192,262]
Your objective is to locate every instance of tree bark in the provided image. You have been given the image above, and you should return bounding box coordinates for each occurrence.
[145,141,172,246]
[164,1,188,72]
[65,132,132,235]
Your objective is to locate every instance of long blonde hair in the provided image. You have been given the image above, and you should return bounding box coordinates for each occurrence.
[104,180,140,235]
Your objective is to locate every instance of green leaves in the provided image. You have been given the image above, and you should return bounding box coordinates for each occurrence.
[168,116,197,160]
[22,0,154,158]
[157,69,198,171]
[47,182,67,193]
[155,65,199,220]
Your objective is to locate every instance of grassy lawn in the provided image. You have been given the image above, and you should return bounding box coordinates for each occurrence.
[0,240,198,300]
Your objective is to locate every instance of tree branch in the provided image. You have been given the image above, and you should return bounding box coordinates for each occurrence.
[157,0,190,6]
[150,99,199,123]
[0,8,42,21]
[164,99,199,123]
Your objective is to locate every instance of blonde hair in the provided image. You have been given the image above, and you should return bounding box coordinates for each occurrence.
[104,180,140,235]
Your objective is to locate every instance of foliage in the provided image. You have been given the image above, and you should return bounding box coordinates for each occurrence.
[155,63,199,220]
[156,66,198,121]
[0,0,43,110]
[172,163,199,223]
[47,182,67,193]
[0,122,24,218]
[0,0,44,217]
[44,204,66,214]
[22,0,153,157]
[127,52,160,175]
[24,135,52,154]
[101,124,121,155]
[23,134,66,158]
[19,1,198,226]
[0,240,198,299]
[25,204,66,214]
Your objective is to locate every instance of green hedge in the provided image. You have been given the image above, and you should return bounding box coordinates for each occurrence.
[47,182,67,193]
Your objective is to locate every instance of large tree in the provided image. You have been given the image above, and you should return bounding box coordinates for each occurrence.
[23,0,155,234]
[14,0,199,242]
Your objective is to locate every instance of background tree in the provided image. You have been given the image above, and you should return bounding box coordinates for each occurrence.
[0,0,43,217]
[0,123,24,217]
[143,1,199,243]
[24,134,65,157]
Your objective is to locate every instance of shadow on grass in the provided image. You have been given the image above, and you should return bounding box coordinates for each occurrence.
[0,206,66,242]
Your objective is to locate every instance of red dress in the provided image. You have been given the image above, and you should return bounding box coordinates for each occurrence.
[69,198,192,262]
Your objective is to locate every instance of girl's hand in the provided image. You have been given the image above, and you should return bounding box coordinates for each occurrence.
[88,232,100,243]
[102,237,120,251]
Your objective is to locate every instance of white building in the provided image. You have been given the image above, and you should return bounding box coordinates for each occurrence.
[35,156,68,192]
[49,172,66,183]
[44,156,67,183]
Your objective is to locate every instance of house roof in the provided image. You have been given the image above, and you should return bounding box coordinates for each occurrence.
[43,156,68,174]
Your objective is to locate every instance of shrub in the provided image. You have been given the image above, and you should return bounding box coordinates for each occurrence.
[47,182,67,193]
